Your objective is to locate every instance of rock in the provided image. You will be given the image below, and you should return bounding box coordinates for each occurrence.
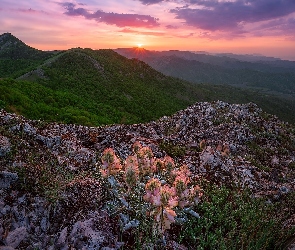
[69,218,105,248]
[40,217,48,232]
[0,172,18,189]
[1,205,11,217]
[1,101,295,248]
[280,186,289,194]
[0,223,4,239]
[56,227,68,247]
[0,247,16,250]
[23,122,36,135]
[0,136,11,157]
[5,226,28,248]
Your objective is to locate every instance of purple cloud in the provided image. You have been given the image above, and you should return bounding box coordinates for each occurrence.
[138,0,164,5]
[171,0,295,31]
[166,24,178,29]
[61,2,160,28]
[17,8,48,15]
[253,17,295,36]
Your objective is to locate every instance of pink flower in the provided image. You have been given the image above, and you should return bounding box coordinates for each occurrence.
[100,148,122,177]
[151,193,161,206]
[168,196,178,208]
[173,174,190,195]
[132,141,142,154]
[179,165,191,177]
[101,148,116,165]
[153,159,164,173]
[164,207,177,223]
[154,207,177,233]
[144,178,161,202]
[138,155,154,175]
[124,157,139,188]
[163,156,175,172]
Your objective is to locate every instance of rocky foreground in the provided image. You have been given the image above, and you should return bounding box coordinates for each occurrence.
[0,101,295,249]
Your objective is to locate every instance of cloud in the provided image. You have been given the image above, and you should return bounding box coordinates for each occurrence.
[176,32,194,38]
[137,0,164,5]
[252,17,295,37]
[61,2,160,28]
[166,24,178,29]
[170,0,295,32]
[119,28,164,36]
[16,8,48,15]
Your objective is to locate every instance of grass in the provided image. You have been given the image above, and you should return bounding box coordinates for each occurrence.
[159,140,187,158]
[178,184,295,250]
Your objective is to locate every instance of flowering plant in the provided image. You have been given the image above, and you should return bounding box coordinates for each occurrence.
[99,141,203,240]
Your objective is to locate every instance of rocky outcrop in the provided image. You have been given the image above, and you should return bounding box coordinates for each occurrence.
[0,101,295,249]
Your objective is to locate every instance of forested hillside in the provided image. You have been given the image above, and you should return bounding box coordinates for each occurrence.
[0,33,56,78]
[116,48,295,98]
[0,33,295,125]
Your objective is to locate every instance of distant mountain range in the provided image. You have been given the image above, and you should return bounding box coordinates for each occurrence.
[115,48,295,98]
[0,33,295,124]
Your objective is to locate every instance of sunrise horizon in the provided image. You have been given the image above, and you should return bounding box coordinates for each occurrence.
[1,0,295,61]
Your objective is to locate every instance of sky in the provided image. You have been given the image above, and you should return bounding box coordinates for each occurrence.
[1,0,295,60]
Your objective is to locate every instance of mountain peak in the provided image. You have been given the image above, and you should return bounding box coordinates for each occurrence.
[0,32,53,63]
[0,32,24,48]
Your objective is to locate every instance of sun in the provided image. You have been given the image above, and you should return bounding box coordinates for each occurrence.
[137,44,143,48]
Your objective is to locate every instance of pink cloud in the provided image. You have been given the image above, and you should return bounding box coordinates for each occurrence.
[166,24,178,29]
[16,8,48,15]
[61,2,160,28]
[176,32,194,38]
[119,28,164,36]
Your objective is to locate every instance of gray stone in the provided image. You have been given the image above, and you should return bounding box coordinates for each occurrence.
[280,186,289,194]
[56,227,68,247]
[69,218,105,248]
[0,172,18,189]
[0,247,16,250]
[0,136,11,157]
[17,195,26,204]
[0,223,3,238]
[40,217,48,232]
[1,205,11,215]
[0,200,4,210]
[5,226,28,248]
[23,123,36,135]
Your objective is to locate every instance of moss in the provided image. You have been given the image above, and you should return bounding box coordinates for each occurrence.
[159,141,186,157]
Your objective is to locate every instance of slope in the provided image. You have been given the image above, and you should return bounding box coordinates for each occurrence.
[0,101,295,248]
[115,48,295,98]
[0,33,56,78]
[0,47,294,125]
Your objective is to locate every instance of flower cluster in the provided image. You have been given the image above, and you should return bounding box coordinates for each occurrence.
[99,142,203,235]
[144,178,178,232]
[124,155,139,190]
[100,148,122,177]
